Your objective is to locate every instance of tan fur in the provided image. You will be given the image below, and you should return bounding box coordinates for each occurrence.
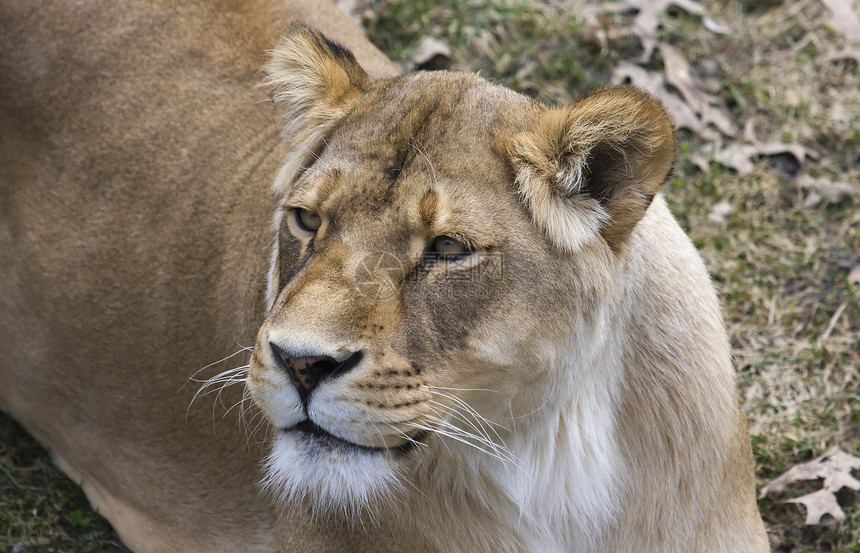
[0,2,394,552]
[1,5,769,553]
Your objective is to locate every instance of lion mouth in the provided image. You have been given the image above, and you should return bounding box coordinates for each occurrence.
[286,420,424,455]
[292,420,346,443]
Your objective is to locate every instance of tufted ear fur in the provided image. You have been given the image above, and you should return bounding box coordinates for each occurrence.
[507,86,676,254]
[263,25,372,185]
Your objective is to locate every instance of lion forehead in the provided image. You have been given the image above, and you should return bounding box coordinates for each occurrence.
[327,72,535,167]
[288,74,536,231]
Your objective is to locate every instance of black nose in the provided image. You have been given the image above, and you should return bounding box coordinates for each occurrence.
[269,343,362,405]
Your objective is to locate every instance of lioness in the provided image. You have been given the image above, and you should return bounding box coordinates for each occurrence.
[0,1,769,552]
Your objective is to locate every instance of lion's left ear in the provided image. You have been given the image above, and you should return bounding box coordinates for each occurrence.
[507,86,676,253]
[263,24,372,175]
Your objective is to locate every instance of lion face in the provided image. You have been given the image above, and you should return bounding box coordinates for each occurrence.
[249,71,581,511]
[248,26,675,515]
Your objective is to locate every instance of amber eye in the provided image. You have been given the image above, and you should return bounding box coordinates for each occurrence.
[295,208,322,232]
[430,236,472,259]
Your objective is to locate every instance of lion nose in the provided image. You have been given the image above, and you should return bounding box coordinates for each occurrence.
[269,343,362,405]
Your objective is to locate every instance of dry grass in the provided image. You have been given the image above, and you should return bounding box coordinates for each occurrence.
[672,4,860,549]
[2,0,858,551]
[0,416,127,552]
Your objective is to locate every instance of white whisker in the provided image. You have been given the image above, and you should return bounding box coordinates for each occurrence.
[426,399,497,449]
[185,346,253,427]
[184,346,253,387]
[422,387,510,448]
[413,407,515,464]
[418,396,524,471]
[428,416,514,465]
[402,420,515,467]
[422,384,501,394]
[425,389,510,432]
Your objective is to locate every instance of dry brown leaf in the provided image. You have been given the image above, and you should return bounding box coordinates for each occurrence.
[703,16,732,35]
[707,200,734,223]
[756,141,818,164]
[699,103,736,137]
[603,0,706,61]
[743,119,819,165]
[828,47,860,63]
[714,143,759,175]
[821,0,860,44]
[761,447,860,525]
[612,62,706,135]
[788,489,848,525]
[659,44,708,111]
[602,3,735,140]
[613,47,734,138]
[582,10,611,52]
[703,119,820,175]
[798,175,856,208]
[409,36,452,69]
[848,264,860,286]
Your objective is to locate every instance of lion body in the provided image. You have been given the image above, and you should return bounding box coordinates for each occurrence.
[0,2,393,551]
[1,2,768,552]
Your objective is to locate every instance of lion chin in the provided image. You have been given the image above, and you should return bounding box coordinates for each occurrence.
[262,430,405,518]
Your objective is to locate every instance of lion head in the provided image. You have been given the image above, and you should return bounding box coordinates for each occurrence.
[246,25,767,552]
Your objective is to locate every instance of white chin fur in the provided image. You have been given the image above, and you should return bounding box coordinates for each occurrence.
[262,431,404,519]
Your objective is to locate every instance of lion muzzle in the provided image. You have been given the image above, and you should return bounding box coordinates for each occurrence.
[270,343,362,406]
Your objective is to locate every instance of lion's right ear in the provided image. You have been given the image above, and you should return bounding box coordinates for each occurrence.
[263,24,372,166]
[506,86,676,254]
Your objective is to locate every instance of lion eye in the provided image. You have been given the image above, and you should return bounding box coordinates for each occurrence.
[430,236,472,259]
[295,208,322,232]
